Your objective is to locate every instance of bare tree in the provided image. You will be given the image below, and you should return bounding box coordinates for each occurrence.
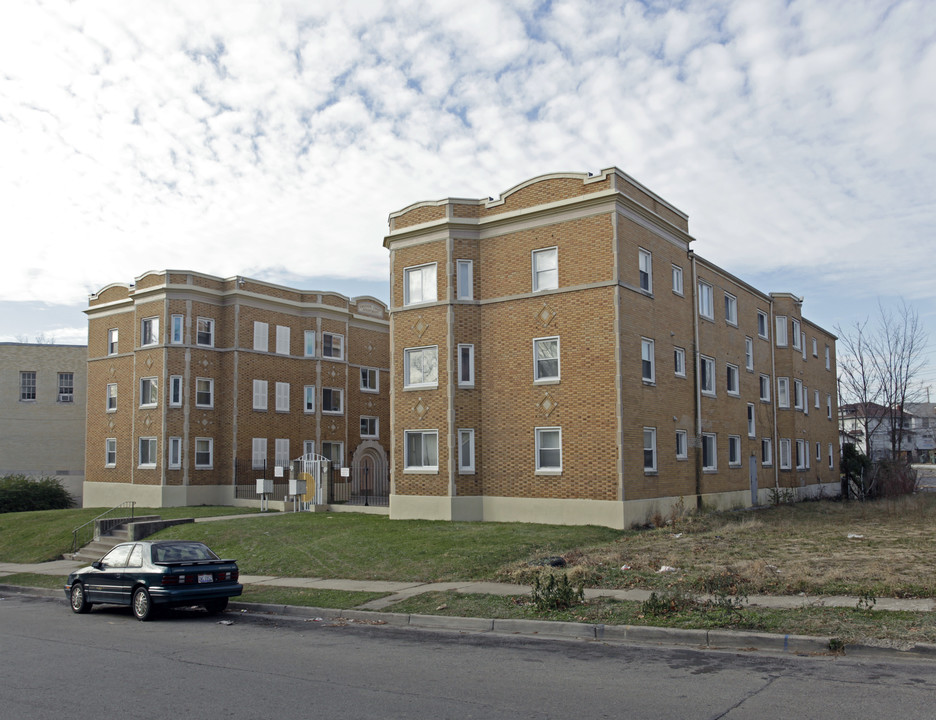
[836,300,928,461]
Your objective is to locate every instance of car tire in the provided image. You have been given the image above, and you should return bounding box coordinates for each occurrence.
[204,598,228,615]
[132,587,154,621]
[70,583,91,614]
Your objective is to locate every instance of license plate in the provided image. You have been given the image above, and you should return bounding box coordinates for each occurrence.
[198,573,213,583]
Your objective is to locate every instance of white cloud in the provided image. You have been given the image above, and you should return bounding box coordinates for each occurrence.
[0,0,934,383]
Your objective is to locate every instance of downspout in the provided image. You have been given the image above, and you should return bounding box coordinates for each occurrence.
[446,221,456,499]
[612,209,625,502]
[690,252,702,509]
[770,299,780,491]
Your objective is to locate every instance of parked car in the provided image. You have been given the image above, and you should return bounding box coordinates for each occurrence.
[65,540,242,621]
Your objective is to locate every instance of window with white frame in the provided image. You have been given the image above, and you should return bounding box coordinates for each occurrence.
[674,347,686,377]
[360,367,379,393]
[58,372,74,402]
[532,247,558,292]
[169,376,182,407]
[700,355,715,396]
[168,437,182,469]
[108,328,119,355]
[757,310,768,340]
[804,385,809,415]
[322,332,343,360]
[534,337,560,382]
[825,345,831,370]
[106,383,117,412]
[196,377,213,408]
[779,438,792,469]
[253,379,268,410]
[726,363,740,395]
[404,263,438,305]
[458,344,475,387]
[253,322,268,352]
[141,317,159,347]
[197,317,214,347]
[18,371,35,401]
[275,325,290,355]
[274,438,290,469]
[672,265,684,295]
[322,387,343,414]
[814,389,820,409]
[275,382,289,412]
[795,439,806,470]
[456,259,474,300]
[304,385,315,413]
[638,248,652,293]
[747,403,756,437]
[458,428,475,473]
[138,437,157,468]
[641,338,655,383]
[140,377,158,407]
[775,316,788,347]
[762,438,773,466]
[759,374,771,402]
[105,438,117,467]
[304,330,316,357]
[745,337,754,371]
[195,437,213,469]
[171,315,184,344]
[791,319,801,350]
[777,377,790,408]
[676,429,688,459]
[816,441,822,463]
[793,379,803,410]
[303,440,315,457]
[827,394,832,419]
[828,443,834,469]
[698,281,714,319]
[251,438,267,469]
[724,293,738,325]
[535,427,562,472]
[643,427,657,472]
[728,435,741,467]
[812,337,818,357]
[404,346,438,388]
[360,416,378,438]
[702,433,717,471]
[322,441,344,468]
[404,430,438,471]
[801,333,807,360]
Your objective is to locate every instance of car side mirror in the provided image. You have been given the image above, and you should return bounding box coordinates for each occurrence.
[92,561,103,570]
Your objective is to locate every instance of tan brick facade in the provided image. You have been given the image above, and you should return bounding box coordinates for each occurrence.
[384,167,840,528]
[84,271,389,508]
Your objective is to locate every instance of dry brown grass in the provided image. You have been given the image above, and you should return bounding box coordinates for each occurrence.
[498,494,936,598]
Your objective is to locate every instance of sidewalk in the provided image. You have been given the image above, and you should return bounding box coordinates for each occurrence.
[1,559,933,613]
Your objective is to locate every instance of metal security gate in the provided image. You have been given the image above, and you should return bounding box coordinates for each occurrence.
[349,450,389,506]
[291,453,330,509]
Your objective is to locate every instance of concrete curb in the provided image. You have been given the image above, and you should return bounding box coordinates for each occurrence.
[7,585,936,661]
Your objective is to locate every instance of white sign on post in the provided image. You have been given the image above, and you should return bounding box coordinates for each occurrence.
[274,465,284,478]
[341,467,350,478]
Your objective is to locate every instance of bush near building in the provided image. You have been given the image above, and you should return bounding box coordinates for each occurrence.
[0,474,74,513]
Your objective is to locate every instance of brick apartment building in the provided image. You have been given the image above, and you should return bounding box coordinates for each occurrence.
[384,167,839,528]
[0,342,87,502]
[84,271,389,508]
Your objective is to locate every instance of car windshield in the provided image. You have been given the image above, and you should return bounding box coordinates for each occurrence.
[152,542,220,563]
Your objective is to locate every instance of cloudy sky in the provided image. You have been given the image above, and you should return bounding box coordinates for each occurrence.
[2,1,935,388]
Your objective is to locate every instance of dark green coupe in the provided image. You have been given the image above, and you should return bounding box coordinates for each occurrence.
[65,540,242,621]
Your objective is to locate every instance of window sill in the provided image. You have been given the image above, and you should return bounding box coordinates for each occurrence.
[643,470,658,476]
[403,384,438,391]
[195,466,214,471]
[458,383,476,389]
[675,373,686,379]
[140,404,157,410]
[676,456,688,462]
[458,469,476,475]
[195,405,214,410]
[727,392,740,398]
[137,464,156,470]
[403,467,438,474]
[535,469,562,476]
[361,388,380,394]
[323,410,344,416]
[703,468,718,474]
[701,392,716,399]
[642,379,655,386]
[533,378,560,386]
[105,464,116,469]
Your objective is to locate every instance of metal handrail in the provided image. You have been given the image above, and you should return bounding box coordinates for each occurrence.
[70,501,136,554]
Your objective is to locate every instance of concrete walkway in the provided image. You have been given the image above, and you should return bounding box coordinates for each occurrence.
[1,559,933,613]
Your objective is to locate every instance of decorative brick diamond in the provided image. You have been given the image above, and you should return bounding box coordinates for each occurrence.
[414,398,429,419]
[413,316,429,337]
[538,392,558,417]
[537,303,557,328]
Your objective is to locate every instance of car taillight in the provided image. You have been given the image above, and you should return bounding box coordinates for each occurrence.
[215,570,238,582]
[161,575,178,586]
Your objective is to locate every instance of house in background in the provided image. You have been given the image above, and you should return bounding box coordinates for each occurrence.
[383,167,840,529]
[84,271,389,509]
[0,342,87,502]
[840,402,936,463]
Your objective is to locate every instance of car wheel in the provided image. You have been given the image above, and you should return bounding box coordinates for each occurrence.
[132,587,154,621]
[204,598,228,615]
[70,583,91,614]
